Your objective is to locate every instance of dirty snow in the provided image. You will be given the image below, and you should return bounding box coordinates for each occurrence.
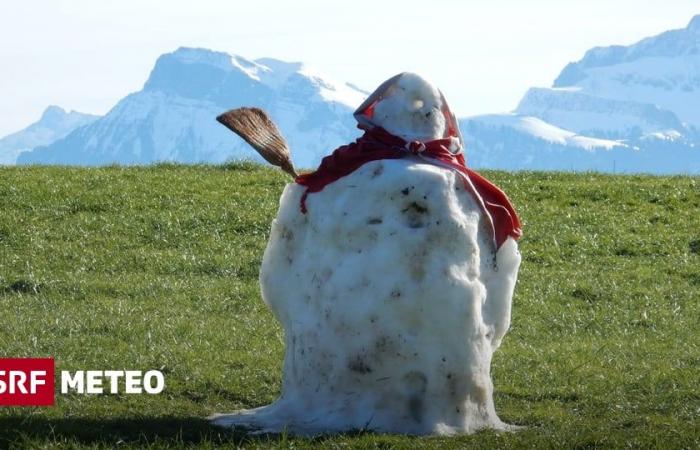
[211,158,521,435]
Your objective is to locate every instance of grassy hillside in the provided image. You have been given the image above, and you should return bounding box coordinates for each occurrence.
[0,164,698,449]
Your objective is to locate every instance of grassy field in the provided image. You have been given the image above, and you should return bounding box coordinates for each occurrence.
[0,163,698,449]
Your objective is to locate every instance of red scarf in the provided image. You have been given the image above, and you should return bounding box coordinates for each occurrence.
[295,126,522,250]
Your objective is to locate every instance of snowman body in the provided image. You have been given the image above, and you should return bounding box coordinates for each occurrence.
[211,157,521,435]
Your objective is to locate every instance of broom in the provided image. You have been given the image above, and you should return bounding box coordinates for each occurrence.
[216,107,297,178]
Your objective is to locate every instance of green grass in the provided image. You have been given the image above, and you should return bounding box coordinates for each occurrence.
[0,163,698,449]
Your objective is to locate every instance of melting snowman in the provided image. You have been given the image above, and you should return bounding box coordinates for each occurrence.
[212,73,522,435]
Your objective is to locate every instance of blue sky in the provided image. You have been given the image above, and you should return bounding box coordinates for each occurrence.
[0,0,698,137]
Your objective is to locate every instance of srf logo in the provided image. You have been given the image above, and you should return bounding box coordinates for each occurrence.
[0,358,55,406]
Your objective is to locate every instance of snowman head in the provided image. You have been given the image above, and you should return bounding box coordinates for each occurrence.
[354,72,462,148]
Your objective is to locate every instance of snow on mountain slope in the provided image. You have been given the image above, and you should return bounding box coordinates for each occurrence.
[0,106,98,165]
[14,16,700,174]
[516,87,685,138]
[552,15,700,127]
[18,47,366,167]
[467,15,700,174]
[460,115,698,174]
[471,113,623,150]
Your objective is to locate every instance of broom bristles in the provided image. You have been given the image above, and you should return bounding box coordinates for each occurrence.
[216,107,297,178]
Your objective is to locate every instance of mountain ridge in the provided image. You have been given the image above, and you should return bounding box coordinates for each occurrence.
[463,14,700,174]
[554,15,700,87]
[18,47,365,166]
[0,106,98,165]
[13,16,700,173]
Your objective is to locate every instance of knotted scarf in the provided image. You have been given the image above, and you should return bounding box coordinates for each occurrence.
[295,126,522,250]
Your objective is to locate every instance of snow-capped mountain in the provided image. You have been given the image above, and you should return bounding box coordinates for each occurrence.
[18,47,366,166]
[463,14,700,174]
[460,115,698,174]
[14,16,700,173]
[553,14,700,128]
[0,106,98,165]
[515,87,685,139]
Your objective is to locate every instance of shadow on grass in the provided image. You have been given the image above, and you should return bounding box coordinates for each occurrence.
[0,415,265,447]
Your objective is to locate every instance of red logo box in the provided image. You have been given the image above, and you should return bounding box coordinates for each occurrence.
[0,358,55,406]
